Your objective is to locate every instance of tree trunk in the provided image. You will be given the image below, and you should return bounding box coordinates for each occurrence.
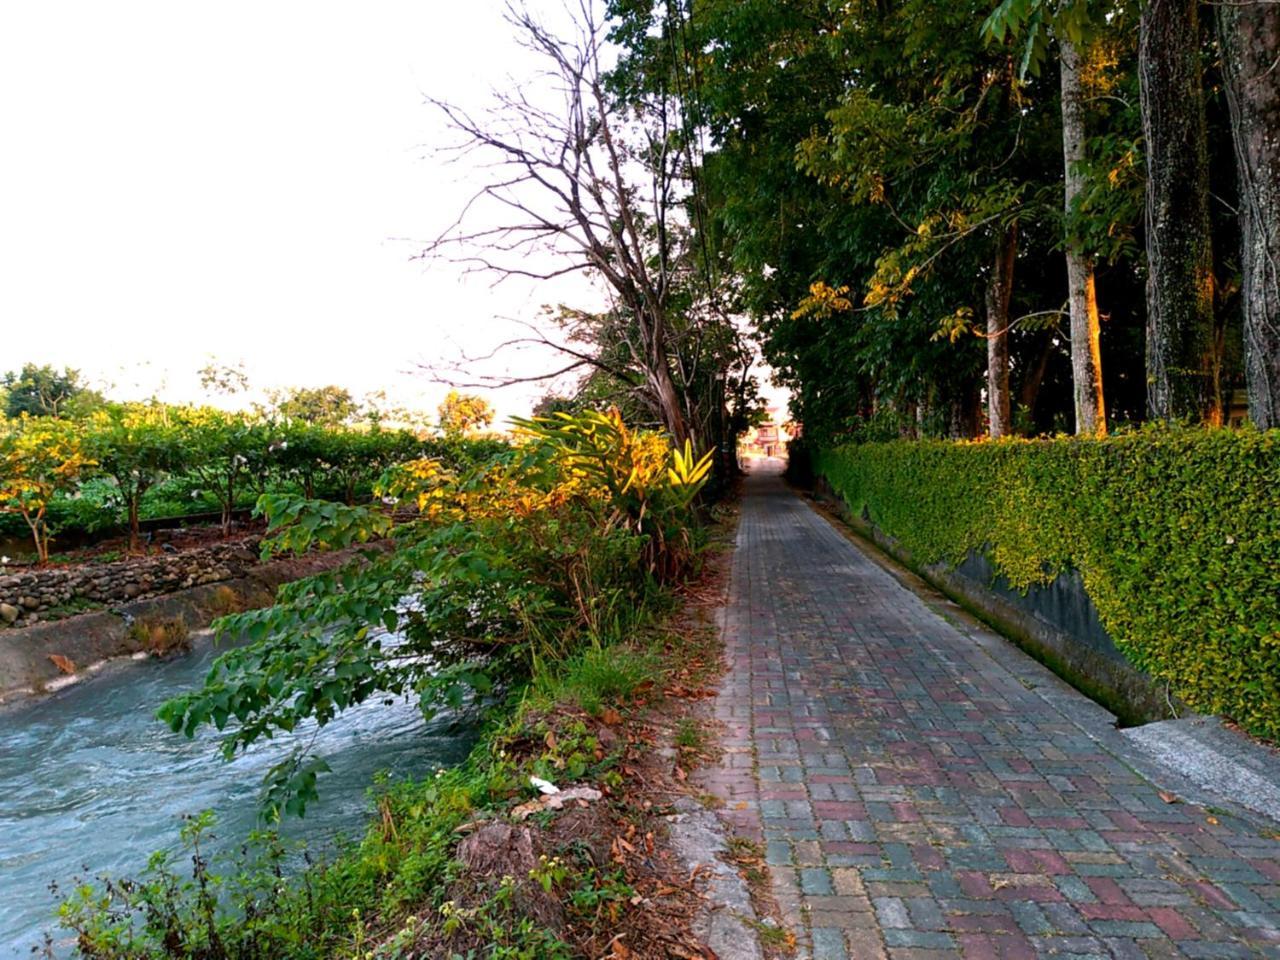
[986,225,1018,438]
[1018,333,1056,424]
[222,478,234,537]
[1218,2,1280,429]
[1060,36,1108,436]
[128,499,141,554]
[1139,0,1221,423]
[948,383,982,438]
[649,359,691,445]
[25,513,48,565]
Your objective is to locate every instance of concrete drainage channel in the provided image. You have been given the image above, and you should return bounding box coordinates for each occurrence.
[665,795,766,960]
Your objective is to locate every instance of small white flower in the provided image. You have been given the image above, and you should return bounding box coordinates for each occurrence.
[1226,535,1236,545]
[0,556,9,565]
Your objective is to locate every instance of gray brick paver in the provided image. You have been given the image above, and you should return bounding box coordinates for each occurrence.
[701,465,1280,959]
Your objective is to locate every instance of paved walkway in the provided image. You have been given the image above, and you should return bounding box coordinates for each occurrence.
[702,464,1280,959]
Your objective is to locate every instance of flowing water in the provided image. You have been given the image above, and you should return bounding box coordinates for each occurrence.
[0,637,476,954]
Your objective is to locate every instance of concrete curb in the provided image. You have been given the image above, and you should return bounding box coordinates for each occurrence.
[665,796,766,960]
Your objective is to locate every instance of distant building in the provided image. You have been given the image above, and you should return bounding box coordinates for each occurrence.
[738,406,799,459]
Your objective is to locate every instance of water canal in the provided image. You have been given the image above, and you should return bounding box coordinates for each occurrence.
[0,636,473,954]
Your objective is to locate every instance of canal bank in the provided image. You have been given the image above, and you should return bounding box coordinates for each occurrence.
[0,541,388,705]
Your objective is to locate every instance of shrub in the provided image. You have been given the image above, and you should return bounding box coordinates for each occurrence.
[156,408,712,817]
[815,427,1280,739]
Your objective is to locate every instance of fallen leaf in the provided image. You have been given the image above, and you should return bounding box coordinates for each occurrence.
[1158,791,1181,805]
[510,801,543,821]
[601,707,622,726]
[48,654,76,675]
[1206,815,1220,826]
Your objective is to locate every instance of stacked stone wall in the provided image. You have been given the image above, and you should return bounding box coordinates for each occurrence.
[0,538,263,626]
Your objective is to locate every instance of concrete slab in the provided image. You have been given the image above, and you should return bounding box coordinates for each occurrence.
[1124,716,1280,823]
[666,797,764,960]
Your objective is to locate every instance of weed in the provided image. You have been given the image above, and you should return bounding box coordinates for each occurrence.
[535,643,658,717]
[748,916,796,949]
[208,584,242,617]
[41,597,103,620]
[129,615,191,657]
[675,716,706,751]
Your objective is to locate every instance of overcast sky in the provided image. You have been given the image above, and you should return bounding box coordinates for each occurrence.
[0,1,615,420]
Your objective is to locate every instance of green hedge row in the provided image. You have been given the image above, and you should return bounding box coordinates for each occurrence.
[815,428,1280,739]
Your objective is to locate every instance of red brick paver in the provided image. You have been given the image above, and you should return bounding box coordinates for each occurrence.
[699,463,1280,959]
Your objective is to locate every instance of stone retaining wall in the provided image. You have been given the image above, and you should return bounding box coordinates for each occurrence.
[0,542,387,703]
[0,538,264,626]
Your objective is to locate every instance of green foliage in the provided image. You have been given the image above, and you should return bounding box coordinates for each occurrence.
[0,416,96,562]
[271,385,361,427]
[155,409,709,819]
[2,362,103,418]
[533,643,659,717]
[87,404,187,549]
[512,408,713,581]
[0,404,505,557]
[816,428,1280,738]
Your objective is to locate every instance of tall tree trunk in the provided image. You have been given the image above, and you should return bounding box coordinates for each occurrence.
[986,225,1018,438]
[648,358,691,446]
[1018,333,1056,424]
[1139,0,1221,423]
[1060,36,1108,436]
[1218,2,1280,429]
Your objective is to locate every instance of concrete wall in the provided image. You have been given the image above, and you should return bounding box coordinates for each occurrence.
[0,543,386,703]
[814,478,1179,725]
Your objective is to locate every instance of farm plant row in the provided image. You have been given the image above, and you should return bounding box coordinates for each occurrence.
[0,404,505,564]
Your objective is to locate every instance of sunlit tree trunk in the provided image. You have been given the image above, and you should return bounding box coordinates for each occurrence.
[1218,2,1280,428]
[1060,36,1107,436]
[1139,0,1221,423]
[986,225,1017,437]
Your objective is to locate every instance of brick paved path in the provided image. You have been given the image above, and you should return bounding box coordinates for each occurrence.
[702,463,1280,959]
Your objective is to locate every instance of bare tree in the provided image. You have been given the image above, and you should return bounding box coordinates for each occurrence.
[420,0,752,449]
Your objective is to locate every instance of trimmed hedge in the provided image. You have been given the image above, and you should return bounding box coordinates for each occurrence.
[815,428,1280,739]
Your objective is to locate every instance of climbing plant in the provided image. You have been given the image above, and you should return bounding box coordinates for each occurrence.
[816,428,1280,738]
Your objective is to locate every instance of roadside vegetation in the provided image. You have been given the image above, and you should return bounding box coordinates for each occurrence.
[54,409,735,958]
[818,428,1280,740]
[0,374,505,566]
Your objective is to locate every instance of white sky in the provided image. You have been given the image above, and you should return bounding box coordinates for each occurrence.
[0,1,786,424]
[0,1,594,421]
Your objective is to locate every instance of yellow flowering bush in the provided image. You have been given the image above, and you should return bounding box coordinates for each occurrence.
[510,408,713,580]
[0,416,96,562]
